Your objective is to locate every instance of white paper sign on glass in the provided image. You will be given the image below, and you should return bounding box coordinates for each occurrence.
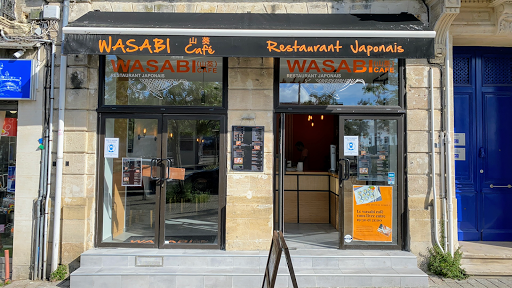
[104,138,119,158]
[344,136,359,156]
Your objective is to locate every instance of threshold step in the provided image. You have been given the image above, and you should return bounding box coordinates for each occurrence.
[71,266,428,288]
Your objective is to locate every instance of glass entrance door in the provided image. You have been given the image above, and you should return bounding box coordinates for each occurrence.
[338,116,403,249]
[160,116,224,248]
[99,115,224,248]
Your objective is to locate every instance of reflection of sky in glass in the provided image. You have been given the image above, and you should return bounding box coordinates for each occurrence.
[279,83,398,106]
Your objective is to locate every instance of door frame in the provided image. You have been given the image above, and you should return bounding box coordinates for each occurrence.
[338,115,405,250]
[158,114,226,249]
[273,113,405,250]
[96,113,227,249]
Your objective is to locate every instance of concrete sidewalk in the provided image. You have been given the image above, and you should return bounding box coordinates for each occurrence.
[4,276,512,287]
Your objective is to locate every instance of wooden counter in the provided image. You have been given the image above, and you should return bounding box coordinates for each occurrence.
[283,171,339,226]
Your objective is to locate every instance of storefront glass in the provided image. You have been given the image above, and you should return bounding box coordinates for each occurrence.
[104,56,223,106]
[0,110,16,255]
[340,118,400,247]
[279,58,399,106]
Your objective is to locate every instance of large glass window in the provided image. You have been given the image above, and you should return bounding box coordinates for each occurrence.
[279,58,399,106]
[104,56,223,106]
[0,110,16,256]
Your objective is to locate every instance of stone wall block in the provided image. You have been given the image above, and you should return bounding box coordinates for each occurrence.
[264,4,286,13]
[284,3,308,13]
[176,4,197,13]
[62,175,87,198]
[84,175,96,198]
[228,110,274,132]
[63,206,87,220]
[227,204,272,220]
[89,55,100,69]
[228,68,273,90]
[63,154,88,175]
[307,2,328,13]
[216,4,238,13]
[69,3,92,22]
[236,4,266,13]
[155,4,176,12]
[61,242,86,271]
[408,174,442,197]
[61,219,86,243]
[407,153,430,175]
[110,3,133,12]
[196,3,217,13]
[409,219,433,243]
[88,68,99,90]
[406,88,442,110]
[406,110,429,131]
[65,89,88,110]
[228,89,273,111]
[67,67,88,89]
[86,131,97,154]
[226,174,251,196]
[228,57,273,69]
[407,131,430,153]
[88,89,99,111]
[226,239,270,251]
[68,54,88,66]
[87,111,98,132]
[226,218,251,241]
[247,218,273,239]
[91,2,112,12]
[406,66,429,88]
[64,131,88,153]
[133,4,154,12]
[65,109,88,131]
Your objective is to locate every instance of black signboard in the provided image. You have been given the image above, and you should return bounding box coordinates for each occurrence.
[63,34,434,59]
[262,231,298,288]
[232,126,264,172]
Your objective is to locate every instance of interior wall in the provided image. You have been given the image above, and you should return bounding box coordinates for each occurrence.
[290,114,336,171]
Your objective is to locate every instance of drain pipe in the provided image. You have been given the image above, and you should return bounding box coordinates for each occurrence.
[52,0,70,273]
[444,32,454,257]
[42,41,56,279]
[430,67,444,252]
[440,131,448,252]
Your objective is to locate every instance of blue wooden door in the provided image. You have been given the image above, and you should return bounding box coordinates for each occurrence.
[454,47,512,241]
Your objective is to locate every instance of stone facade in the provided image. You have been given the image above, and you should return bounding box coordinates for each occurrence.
[9,0,503,280]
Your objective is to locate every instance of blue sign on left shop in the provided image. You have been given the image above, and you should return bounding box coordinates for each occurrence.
[0,59,34,100]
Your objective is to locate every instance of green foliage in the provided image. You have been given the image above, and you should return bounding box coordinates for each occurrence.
[166,181,210,204]
[428,245,468,280]
[427,222,468,280]
[50,264,68,282]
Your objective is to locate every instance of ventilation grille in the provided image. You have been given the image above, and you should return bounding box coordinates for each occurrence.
[453,57,470,85]
[483,56,512,85]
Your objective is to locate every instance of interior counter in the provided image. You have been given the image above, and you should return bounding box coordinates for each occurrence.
[283,171,339,229]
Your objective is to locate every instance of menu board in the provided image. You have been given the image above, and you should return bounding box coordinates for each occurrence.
[232,126,264,172]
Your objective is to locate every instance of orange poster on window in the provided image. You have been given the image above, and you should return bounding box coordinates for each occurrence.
[353,185,393,242]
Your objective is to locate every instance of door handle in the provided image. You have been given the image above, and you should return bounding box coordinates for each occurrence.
[150,158,159,180]
[343,158,350,181]
[479,147,485,158]
[165,158,172,181]
[490,184,512,188]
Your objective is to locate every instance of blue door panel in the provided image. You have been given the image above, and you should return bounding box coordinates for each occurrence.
[454,47,512,241]
[453,93,474,183]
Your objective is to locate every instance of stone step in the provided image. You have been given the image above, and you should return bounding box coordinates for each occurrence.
[78,248,418,269]
[70,266,428,288]
[461,258,512,276]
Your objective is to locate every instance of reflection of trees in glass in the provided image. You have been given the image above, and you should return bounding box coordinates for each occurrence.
[104,56,222,106]
[167,119,220,203]
[359,70,399,106]
[302,91,338,105]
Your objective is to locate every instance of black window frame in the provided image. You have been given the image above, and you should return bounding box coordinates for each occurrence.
[273,58,406,115]
[98,56,229,114]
